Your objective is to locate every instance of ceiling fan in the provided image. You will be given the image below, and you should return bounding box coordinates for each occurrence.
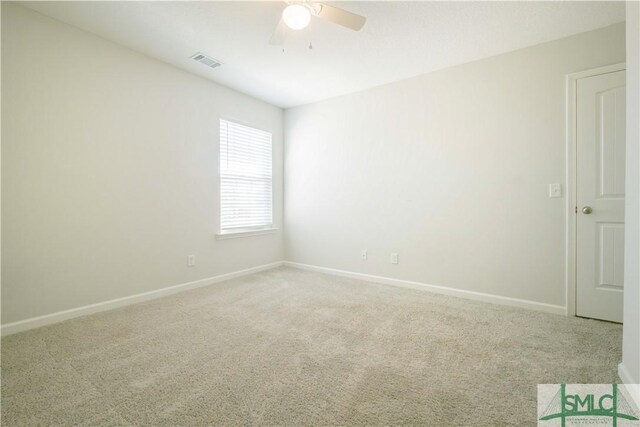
[269,2,366,45]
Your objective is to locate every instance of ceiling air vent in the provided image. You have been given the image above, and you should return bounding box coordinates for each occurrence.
[191,52,222,69]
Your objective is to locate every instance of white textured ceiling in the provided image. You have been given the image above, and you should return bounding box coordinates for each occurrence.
[22,1,625,108]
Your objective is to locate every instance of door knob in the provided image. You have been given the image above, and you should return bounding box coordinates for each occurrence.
[582,206,593,214]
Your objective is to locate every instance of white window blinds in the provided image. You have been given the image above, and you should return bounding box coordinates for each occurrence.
[219,119,273,232]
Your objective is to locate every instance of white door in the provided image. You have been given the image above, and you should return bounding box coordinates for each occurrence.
[576,70,626,323]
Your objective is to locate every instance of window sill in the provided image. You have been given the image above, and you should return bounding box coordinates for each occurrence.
[215,228,279,240]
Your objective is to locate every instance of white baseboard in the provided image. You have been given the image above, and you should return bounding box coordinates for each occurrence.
[284,261,566,315]
[1,261,284,337]
[0,260,571,336]
[618,363,640,411]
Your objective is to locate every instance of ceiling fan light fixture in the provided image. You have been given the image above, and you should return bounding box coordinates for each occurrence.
[282,4,311,30]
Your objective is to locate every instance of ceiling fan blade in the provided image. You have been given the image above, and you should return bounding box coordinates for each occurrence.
[311,3,366,31]
[269,18,287,45]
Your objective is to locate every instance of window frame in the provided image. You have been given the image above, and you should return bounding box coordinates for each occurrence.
[216,117,276,239]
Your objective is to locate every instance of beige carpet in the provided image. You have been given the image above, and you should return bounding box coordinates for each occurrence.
[1,267,621,426]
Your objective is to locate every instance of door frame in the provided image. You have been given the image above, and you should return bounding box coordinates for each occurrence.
[565,62,626,317]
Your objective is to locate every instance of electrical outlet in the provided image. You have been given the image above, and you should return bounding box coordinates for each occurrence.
[187,255,195,267]
[361,250,367,260]
[390,253,399,264]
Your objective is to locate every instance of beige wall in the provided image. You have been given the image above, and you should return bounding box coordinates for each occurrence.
[284,23,626,307]
[1,3,284,324]
[621,0,639,396]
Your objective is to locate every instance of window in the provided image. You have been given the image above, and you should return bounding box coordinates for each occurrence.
[219,118,273,234]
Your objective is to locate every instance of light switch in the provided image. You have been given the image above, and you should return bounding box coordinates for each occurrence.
[549,183,562,198]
